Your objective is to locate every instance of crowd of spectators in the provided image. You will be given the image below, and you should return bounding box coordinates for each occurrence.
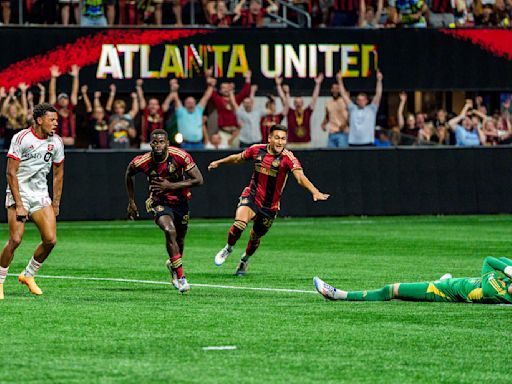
[1,0,510,27]
[0,65,511,150]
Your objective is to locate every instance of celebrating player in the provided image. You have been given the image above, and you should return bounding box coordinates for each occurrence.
[314,256,512,304]
[0,103,65,299]
[208,124,329,276]
[125,129,203,293]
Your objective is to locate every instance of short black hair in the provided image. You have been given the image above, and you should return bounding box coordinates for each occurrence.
[151,129,168,139]
[33,103,57,122]
[269,124,288,134]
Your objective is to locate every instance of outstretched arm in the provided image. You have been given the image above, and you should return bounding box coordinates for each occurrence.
[82,85,92,113]
[150,165,204,194]
[136,79,146,110]
[37,83,46,104]
[199,77,216,109]
[49,65,60,105]
[208,152,246,170]
[481,256,512,298]
[448,100,472,130]
[292,169,330,201]
[372,70,383,106]
[336,73,352,107]
[70,64,80,106]
[162,79,175,113]
[125,164,139,220]
[309,73,324,111]
[106,84,116,112]
[398,92,406,129]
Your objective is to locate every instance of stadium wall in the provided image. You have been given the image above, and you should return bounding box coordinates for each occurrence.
[2,27,512,93]
[1,147,512,221]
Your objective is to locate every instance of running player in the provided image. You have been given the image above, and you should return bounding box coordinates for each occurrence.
[0,103,65,299]
[208,124,329,276]
[125,129,203,293]
[314,256,512,304]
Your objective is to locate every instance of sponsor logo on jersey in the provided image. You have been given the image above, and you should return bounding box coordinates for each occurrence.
[168,163,176,173]
[272,159,281,168]
[48,144,54,151]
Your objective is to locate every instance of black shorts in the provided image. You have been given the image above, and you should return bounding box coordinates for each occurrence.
[148,200,190,234]
[237,197,276,237]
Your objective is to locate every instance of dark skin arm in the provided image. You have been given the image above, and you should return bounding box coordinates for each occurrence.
[125,164,139,220]
[149,166,204,194]
[6,158,27,222]
[52,162,64,216]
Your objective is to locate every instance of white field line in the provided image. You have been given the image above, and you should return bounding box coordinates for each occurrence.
[7,273,317,295]
[202,346,237,351]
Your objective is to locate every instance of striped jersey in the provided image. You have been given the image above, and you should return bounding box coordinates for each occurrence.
[240,144,302,212]
[6,128,65,197]
[129,147,196,205]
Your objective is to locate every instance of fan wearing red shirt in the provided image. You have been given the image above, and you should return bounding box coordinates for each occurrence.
[208,124,329,276]
[135,79,174,146]
[283,73,324,148]
[209,69,252,148]
[233,0,278,26]
[49,64,80,147]
[126,129,204,293]
[260,77,289,143]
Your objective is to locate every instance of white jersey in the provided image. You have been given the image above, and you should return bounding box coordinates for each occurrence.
[7,128,65,197]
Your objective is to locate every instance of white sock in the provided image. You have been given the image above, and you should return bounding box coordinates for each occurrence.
[23,257,42,277]
[0,266,8,284]
[334,290,348,300]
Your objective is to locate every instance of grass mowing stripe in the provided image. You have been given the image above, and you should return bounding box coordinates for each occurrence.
[7,273,317,294]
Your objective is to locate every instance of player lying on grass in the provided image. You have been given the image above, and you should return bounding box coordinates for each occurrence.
[314,256,512,304]
[126,129,203,293]
[208,124,329,276]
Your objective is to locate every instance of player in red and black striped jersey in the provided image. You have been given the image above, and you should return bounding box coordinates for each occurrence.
[125,129,203,293]
[208,124,329,276]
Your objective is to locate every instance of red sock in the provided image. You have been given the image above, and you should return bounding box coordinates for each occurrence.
[245,232,261,256]
[227,220,246,246]
[170,254,184,279]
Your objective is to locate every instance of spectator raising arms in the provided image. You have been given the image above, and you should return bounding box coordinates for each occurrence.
[259,76,289,143]
[209,69,252,148]
[82,85,114,149]
[284,73,324,148]
[0,85,28,150]
[230,84,264,148]
[358,0,384,27]
[448,99,486,146]
[171,76,215,150]
[136,79,174,147]
[49,64,79,147]
[106,84,139,149]
[233,0,278,27]
[338,70,383,147]
[210,0,233,26]
[397,92,420,144]
[321,78,349,148]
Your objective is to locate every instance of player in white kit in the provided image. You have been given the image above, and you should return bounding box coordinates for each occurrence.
[0,103,64,299]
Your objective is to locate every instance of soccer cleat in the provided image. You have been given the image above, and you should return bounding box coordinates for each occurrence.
[18,274,43,296]
[214,246,232,266]
[313,277,338,301]
[235,259,249,276]
[178,277,190,293]
[439,273,453,281]
[165,259,179,290]
[0,284,3,300]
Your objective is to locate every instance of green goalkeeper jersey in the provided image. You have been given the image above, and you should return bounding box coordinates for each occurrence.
[429,257,512,304]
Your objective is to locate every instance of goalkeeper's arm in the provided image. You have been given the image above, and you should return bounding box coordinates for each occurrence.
[482,256,512,278]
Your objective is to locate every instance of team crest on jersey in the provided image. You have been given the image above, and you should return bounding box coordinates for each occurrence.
[48,144,54,151]
[272,159,281,168]
[155,205,165,212]
[168,163,176,173]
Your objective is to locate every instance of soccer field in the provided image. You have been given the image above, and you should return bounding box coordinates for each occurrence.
[1,215,511,383]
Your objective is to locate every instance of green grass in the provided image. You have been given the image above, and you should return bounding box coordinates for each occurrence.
[1,215,511,383]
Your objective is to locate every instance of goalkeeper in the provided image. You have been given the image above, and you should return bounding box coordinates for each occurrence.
[314,256,512,304]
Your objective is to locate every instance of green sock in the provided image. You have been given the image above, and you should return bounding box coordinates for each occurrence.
[346,285,394,301]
